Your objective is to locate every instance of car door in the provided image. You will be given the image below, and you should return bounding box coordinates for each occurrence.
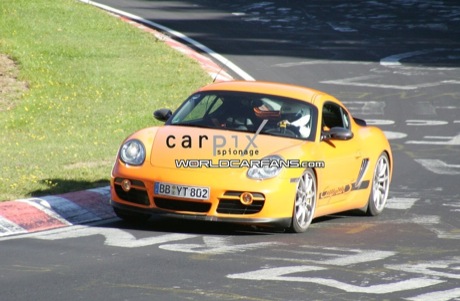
[317,101,363,205]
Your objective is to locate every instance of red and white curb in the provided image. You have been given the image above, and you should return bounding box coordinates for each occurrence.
[0,187,114,237]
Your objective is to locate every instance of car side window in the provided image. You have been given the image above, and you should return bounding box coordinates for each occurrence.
[322,102,350,130]
[182,94,223,122]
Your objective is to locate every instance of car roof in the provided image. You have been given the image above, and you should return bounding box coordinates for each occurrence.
[197,80,330,104]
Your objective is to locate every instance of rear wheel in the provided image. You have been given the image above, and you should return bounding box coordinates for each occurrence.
[113,207,150,224]
[290,169,317,233]
[366,152,390,216]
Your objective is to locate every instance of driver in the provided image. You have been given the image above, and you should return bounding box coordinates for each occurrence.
[278,103,311,138]
[278,114,311,138]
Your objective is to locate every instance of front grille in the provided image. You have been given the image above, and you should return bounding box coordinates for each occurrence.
[154,197,211,213]
[114,185,150,205]
[217,200,264,214]
[216,191,265,214]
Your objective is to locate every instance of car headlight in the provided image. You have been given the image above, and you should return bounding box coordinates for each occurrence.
[247,155,283,180]
[119,139,146,166]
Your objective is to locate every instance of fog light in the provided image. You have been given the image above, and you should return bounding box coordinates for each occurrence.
[240,192,253,205]
[121,179,132,192]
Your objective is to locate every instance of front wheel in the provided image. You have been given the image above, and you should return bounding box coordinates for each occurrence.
[366,152,391,216]
[289,169,317,233]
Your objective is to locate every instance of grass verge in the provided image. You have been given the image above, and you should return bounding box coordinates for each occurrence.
[0,0,210,201]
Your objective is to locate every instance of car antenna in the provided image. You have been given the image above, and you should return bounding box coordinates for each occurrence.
[212,65,224,83]
[212,57,232,83]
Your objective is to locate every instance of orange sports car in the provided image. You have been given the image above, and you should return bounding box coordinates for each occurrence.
[110,81,392,232]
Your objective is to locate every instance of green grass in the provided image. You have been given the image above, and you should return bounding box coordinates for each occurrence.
[0,0,210,201]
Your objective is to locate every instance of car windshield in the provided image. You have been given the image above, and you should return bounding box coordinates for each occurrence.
[168,91,317,141]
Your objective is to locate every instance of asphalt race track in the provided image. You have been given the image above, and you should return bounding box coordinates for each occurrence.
[1,1,459,300]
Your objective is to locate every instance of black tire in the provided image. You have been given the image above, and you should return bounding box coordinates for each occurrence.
[289,169,317,233]
[366,152,391,216]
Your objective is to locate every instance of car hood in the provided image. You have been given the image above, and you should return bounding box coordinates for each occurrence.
[150,126,305,168]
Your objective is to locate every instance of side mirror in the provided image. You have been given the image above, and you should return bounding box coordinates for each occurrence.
[153,108,172,122]
[322,127,353,141]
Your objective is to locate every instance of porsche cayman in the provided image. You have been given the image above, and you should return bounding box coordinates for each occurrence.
[110,81,392,233]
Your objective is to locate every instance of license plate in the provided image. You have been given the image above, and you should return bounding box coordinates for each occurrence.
[154,182,210,200]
